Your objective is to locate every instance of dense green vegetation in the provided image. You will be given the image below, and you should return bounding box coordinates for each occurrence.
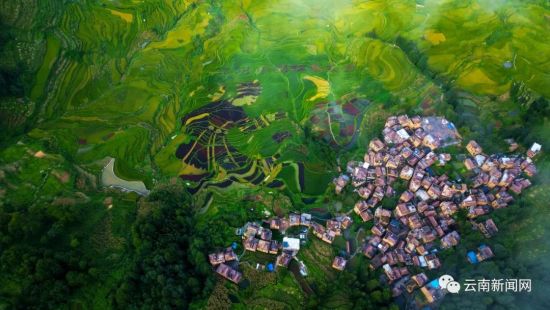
[1,0,549,308]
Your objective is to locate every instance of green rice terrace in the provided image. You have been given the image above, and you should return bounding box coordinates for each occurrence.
[0,0,549,309]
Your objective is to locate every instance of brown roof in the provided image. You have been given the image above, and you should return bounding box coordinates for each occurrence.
[257,239,270,253]
[332,256,347,271]
[276,253,292,267]
[215,263,242,284]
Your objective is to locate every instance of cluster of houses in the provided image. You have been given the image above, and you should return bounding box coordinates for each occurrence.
[333,115,541,303]
[257,213,354,270]
[207,114,541,305]
[208,247,242,284]
[461,139,539,217]
[209,212,357,284]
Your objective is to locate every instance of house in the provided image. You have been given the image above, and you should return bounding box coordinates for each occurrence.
[398,114,413,128]
[368,253,385,270]
[399,190,415,203]
[427,184,441,199]
[244,222,260,238]
[499,157,515,169]
[332,256,347,271]
[382,232,399,247]
[257,239,270,253]
[357,185,373,199]
[400,147,413,159]
[270,218,280,230]
[439,201,458,217]
[415,189,430,201]
[215,263,242,284]
[510,178,531,194]
[375,207,392,225]
[409,177,423,193]
[396,128,411,141]
[440,184,454,199]
[425,254,441,269]
[468,244,494,263]
[491,198,508,209]
[282,237,300,252]
[466,140,483,156]
[523,162,537,177]
[387,168,399,179]
[386,251,399,266]
[385,116,398,128]
[481,158,497,171]
[311,222,325,239]
[351,166,368,187]
[420,279,445,304]
[437,153,451,166]
[373,186,385,200]
[300,213,312,226]
[354,200,368,213]
[259,228,272,241]
[475,192,489,205]
[395,203,416,217]
[413,273,429,286]
[422,134,439,150]
[527,142,542,158]
[244,237,259,252]
[460,195,477,208]
[476,244,494,262]
[371,224,386,236]
[326,219,342,235]
[383,264,409,283]
[467,205,490,219]
[475,218,498,238]
[441,231,460,248]
[224,247,237,262]
[411,115,422,128]
[508,140,519,152]
[363,244,377,258]
[406,273,428,293]
[420,229,437,244]
[464,158,477,171]
[333,175,350,194]
[209,251,226,265]
[357,206,373,222]
[339,215,353,229]
[269,240,280,254]
[289,213,301,226]
[407,214,423,229]
[322,230,336,244]
[276,253,292,267]
[279,218,290,233]
[410,135,423,148]
[475,154,487,166]
[385,185,395,197]
[369,138,385,152]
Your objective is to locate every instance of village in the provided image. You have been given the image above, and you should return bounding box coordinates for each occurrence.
[208,114,542,306]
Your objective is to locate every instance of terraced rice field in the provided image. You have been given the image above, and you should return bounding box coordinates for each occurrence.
[3,0,549,198]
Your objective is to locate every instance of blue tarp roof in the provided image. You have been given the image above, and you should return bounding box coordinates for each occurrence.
[267,263,274,272]
[428,279,440,289]
[467,251,479,264]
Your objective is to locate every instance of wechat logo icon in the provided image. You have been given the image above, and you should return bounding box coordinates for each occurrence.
[439,274,461,294]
